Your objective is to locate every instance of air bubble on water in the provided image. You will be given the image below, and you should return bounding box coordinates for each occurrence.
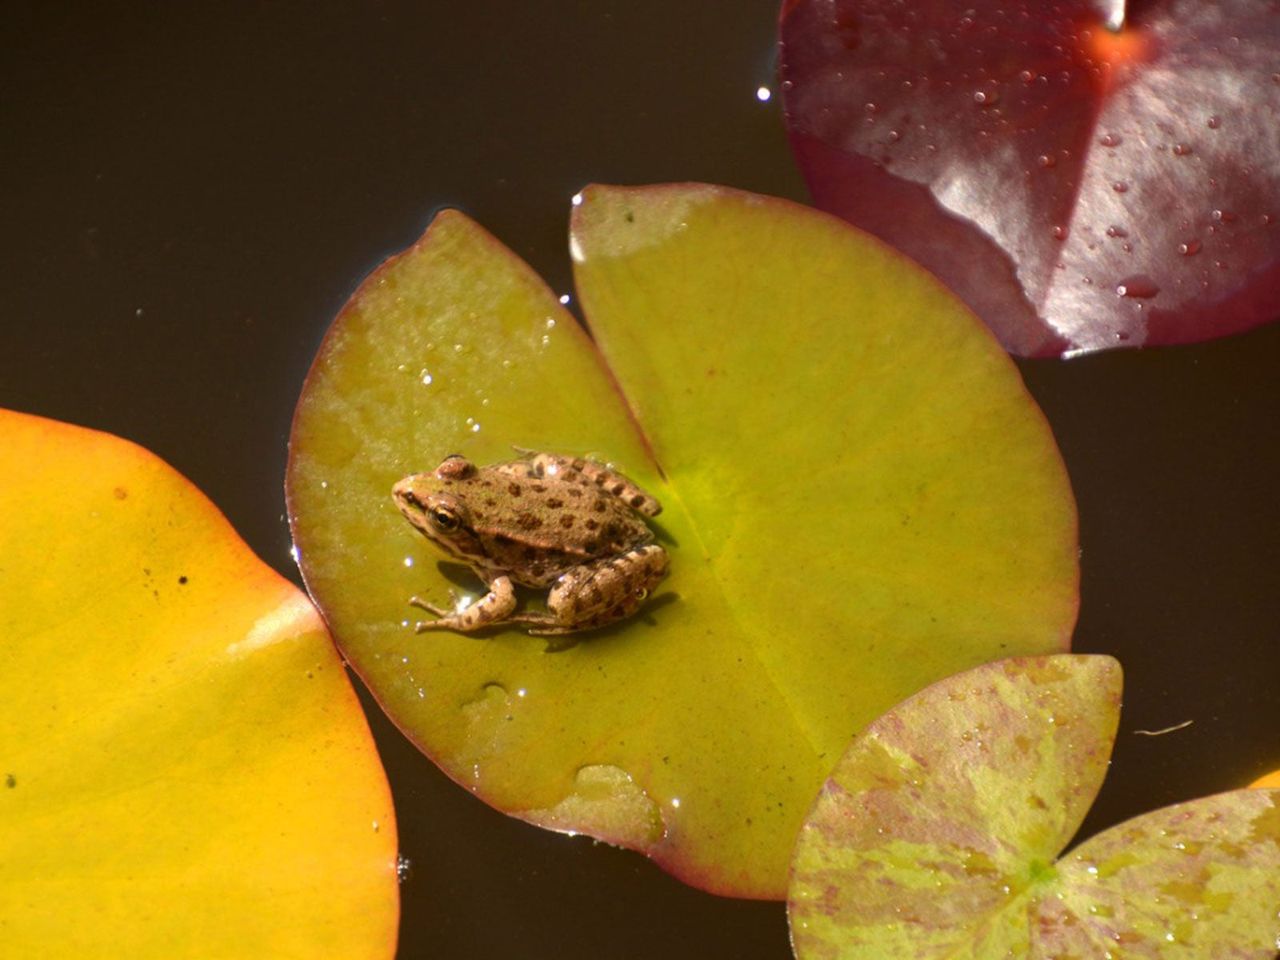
[1037,154,1056,168]
[1111,181,1129,193]
[1099,133,1122,147]
[1207,115,1221,129]
[1106,225,1128,238]
[396,855,414,883]
[973,89,999,106]
[1178,240,1201,256]
[1172,143,1192,156]
[1052,225,1068,240]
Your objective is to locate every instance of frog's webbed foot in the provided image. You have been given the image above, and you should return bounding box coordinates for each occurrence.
[408,577,517,633]
[408,594,452,618]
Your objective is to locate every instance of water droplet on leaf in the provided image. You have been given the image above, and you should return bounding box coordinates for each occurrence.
[1116,275,1160,298]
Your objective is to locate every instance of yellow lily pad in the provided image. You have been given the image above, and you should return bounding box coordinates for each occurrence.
[0,410,397,958]
[789,654,1280,958]
[286,183,1078,897]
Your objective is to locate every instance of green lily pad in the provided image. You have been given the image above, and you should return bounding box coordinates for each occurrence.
[789,654,1280,958]
[0,409,397,958]
[286,183,1078,897]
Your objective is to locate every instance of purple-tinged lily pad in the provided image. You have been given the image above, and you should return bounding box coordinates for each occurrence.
[789,654,1280,957]
[779,0,1280,357]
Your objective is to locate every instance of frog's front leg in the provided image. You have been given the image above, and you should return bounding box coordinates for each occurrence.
[410,575,517,633]
[512,544,669,636]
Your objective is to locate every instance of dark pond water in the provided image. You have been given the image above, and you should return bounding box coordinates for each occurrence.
[4,3,1277,957]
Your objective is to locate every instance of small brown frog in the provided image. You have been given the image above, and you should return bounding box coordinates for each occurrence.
[393,451,668,635]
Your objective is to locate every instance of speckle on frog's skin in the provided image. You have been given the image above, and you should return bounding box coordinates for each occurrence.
[5,774,15,789]
[392,451,669,635]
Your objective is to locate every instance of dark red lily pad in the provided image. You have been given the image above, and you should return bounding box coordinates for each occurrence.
[780,0,1280,356]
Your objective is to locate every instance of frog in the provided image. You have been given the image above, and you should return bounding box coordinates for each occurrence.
[392,451,669,636]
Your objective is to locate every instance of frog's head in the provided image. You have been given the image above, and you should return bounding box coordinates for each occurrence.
[392,457,486,562]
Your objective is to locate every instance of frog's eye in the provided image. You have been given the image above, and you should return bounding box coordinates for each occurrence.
[430,506,461,532]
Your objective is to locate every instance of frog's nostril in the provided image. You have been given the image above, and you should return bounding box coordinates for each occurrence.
[400,490,422,509]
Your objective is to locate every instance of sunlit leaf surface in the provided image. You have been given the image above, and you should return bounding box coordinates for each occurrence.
[780,0,1280,357]
[789,654,1280,958]
[0,410,398,958]
[287,183,1078,897]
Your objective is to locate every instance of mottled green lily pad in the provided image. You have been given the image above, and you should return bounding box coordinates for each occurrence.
[286,183,1078,897]
[790,654,1280,957]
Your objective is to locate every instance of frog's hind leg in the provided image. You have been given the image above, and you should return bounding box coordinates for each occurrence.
[511,451,662,518]
[513,544,669,636]
[411,575,517,633]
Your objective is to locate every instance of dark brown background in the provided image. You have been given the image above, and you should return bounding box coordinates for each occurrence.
[3,2,1277,957]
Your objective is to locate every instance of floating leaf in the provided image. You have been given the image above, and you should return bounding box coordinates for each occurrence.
[789,654,1280,958]
[286,183,1078,897]
[780,0,1280,356]
[0,410,397,958]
